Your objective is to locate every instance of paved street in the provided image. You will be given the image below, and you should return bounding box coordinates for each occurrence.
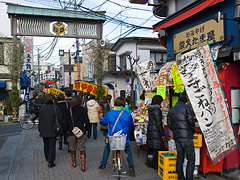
[0,123,239,180]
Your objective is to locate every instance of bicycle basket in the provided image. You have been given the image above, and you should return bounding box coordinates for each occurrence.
[109,135,127,151]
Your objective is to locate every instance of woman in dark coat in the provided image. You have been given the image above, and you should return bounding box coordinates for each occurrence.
[65,95,89,171]
[146,95,165,169]
[56,93,69,150]
[38,94,63,168]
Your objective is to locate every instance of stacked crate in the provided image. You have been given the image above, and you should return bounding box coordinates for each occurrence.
[158,151,178,180]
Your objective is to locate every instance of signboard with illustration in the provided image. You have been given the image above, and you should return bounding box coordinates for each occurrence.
[73,80,108,96]
[174,19,224,54]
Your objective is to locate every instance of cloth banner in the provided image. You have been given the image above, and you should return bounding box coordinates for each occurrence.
[171,62,185,93]
[155,61,174,87]
[177,45,237,164]
[137,60,157,91]
[73,80,108,96]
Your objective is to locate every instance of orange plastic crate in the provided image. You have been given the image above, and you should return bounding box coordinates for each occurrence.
[193,134,202,147]
[158,151,177,171]
[158,166,178,180]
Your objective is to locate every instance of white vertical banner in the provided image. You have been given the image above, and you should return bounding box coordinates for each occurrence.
[177,45,237,164]
[137,60,157,91]
[23,37,33,71]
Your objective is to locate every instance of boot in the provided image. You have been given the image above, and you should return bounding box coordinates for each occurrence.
[71,151,76,167]
[80,151,86,172]
[59,142,62,150]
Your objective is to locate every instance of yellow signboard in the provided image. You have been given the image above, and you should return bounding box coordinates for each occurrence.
[157,86,166,100]
[73,80,108,96]
[50,87,65,96]
[145,92,156,97]
[174,19,224,54]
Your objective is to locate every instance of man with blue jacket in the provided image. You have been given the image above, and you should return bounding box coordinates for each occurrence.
[167,97,195,180]
[98,97,135,177]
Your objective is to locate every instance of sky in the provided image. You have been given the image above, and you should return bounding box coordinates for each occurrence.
[19,0,163,66]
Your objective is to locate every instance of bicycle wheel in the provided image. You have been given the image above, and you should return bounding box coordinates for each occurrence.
[116,150,122,180]
[18,114,35,130]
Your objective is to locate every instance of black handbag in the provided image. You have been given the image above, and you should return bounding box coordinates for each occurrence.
[54,105,63,136]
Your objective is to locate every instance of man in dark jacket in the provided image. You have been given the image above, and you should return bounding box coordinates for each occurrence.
[167,97,195,180]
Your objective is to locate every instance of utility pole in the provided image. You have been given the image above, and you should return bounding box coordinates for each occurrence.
[74,0,81,80]
[37,48,40,92]
[68,49,72,89]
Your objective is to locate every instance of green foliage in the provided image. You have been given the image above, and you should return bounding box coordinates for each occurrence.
[88,40,111,99]
[4,38,24,108]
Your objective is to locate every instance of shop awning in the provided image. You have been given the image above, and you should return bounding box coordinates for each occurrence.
[0,81,6,88]
[153,0,224,32]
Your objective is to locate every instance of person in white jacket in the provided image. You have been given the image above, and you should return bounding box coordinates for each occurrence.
[87,95,100,139]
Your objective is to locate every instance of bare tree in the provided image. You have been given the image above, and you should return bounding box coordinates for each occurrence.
[117,51,139,105]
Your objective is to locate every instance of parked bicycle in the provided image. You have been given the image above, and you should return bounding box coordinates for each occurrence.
[18,113,39,130]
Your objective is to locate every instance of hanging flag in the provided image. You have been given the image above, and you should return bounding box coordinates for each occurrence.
[155,61,174,87]
[171,62,184,93]
[137,60,157,91]
[177,45,237,164]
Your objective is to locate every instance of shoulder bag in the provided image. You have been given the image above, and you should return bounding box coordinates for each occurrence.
[54,105,63,136]
[70,107,83,138]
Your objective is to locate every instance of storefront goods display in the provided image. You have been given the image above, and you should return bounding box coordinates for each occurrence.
[177,45,237,164]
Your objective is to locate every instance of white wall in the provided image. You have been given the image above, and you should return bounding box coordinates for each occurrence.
[0,0,20,37]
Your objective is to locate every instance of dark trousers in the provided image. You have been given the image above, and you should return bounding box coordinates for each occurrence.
[175,138,195,180]
[43,137,56,164]
[147,147,161,169]
[88,123,97,139]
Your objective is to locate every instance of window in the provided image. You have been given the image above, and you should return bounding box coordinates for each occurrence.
[119,54,126,70]
[231,87,240,124]
[64,66,74,72]
[150,52,167,65]
[0,44,4,65]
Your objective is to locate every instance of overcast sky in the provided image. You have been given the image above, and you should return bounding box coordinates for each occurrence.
[20,0,163,66]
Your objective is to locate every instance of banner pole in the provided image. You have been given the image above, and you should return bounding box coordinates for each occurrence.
[206,39,240,154]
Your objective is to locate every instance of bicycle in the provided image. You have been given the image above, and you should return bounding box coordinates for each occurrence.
[18,113,39,130]
[109,135,127,180]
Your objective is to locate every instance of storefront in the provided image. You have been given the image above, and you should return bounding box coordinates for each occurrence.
[152,0,240,174]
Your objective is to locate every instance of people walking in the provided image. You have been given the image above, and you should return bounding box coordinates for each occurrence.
[99,94,112,136]
[167,96,195,180]
[86,95,100,139]
[65,95,89,171]
[38,94,63,168]
[146,95,165,169]
[56,93,69,150]
[99,97,136,177]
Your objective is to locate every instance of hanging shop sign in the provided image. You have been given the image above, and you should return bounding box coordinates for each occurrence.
[171,62,184,93]
[23,37,33,71]
[50,21,68,36]
[50,87,65,96]
[157,86,166,100]
[173,19,224,54]
[177,45,236,164]
[137,60,157,91]
[73,80,108,96]
[155,61,174,87]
